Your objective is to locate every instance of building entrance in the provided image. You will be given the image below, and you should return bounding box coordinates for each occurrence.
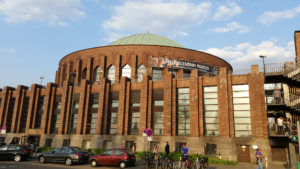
[237,145,251,163]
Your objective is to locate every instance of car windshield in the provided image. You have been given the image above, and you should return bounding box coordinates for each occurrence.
[71,147,82,152]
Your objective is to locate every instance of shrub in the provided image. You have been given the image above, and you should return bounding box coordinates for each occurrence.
[37,147,54,153]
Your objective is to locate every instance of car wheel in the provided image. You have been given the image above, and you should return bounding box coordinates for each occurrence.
[39,156,46,164]
[91,160,98,167]
[65,157,73,166]
[14,154,22,162]
[120,161,126,168]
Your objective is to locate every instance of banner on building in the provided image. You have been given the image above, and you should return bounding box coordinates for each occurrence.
[151,57,219,75]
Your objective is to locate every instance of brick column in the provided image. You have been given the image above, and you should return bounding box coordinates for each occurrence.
[171,79,177,136]
[46,85,57,134]
[76,80,87,135]
[147,80,153,129]
[117,77,127,135]
[25,84,38,133]
[124,82,131,135]
[164,71,172,136]
[87,57,93,82]
[59,65,66,87]
[248,65,268,138]
[198,78,204,137]
[115,55,121,83]
[11,85,27,133]
[131,55,137,83]
[75,60,82,86]
[58,81,70,134]
[100,56,106,78]
[96,78,107,135]
[218,67,230,137]
[227,73,235,138]
[40,83,55,134]
[189,70,199,137]
[102,84,110,134]
[139,75,149,135]
[0,87,15,129]
[82,84,91,134]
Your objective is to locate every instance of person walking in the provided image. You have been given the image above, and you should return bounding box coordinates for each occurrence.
[273,88,281,104]
[256,148,264,169]
[153,144,158,160]
[165,141,170,156]
[277,116,284,135]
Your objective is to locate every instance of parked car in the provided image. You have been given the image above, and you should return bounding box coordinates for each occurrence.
[38,147,89,166]
[89,148,136,168]
[0,145,31,162]
[0,143,6,147]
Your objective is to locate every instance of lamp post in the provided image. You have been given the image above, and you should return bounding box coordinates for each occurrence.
[259,55,268,108]
[67,72,76,147]
[40,76,44,85]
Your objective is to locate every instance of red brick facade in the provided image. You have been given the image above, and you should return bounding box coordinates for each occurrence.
[0,39,284,163]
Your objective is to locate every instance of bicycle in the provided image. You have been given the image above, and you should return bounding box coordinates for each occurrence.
[195,155,208,169]
[162,154,173,169]
[143,152,155,169]
[179,155,196,169]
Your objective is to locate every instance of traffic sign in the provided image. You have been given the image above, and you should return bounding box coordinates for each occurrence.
[147,129,153,137]
[143,129,147,136]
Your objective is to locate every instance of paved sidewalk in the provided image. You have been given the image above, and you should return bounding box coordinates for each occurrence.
[208,162,288,169]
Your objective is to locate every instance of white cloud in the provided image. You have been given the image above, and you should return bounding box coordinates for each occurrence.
[102,0,211,36]
[0,0,85,26]
[203,40,295,69]
[213,2,242,21]
[258,4,300,25]
[103,32,128,43]
[212,22,250,34]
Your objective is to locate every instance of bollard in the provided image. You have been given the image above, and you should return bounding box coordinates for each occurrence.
[265,157,268,168]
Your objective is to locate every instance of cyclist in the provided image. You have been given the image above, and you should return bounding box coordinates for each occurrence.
[181,144,189,160]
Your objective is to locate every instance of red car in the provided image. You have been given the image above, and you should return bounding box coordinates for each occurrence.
[89,148,136,168]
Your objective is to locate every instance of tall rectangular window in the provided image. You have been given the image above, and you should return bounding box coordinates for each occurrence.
[87,94,99,134]
[152,68,162,81]
[129,91,140,135]
[108,92,119,135]
[50,95,61,134]
[19,97,29,133]
[34,96,45,128]
[70,94,80,134]
[203,86,219,136]
[177,88,190,136]
[6,97,15,132]
[152,90,164,135]
[232,85,251,137]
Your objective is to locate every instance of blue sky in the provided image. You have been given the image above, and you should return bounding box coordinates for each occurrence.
[0,0,299,88]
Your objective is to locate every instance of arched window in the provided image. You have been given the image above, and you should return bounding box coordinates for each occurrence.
[137,64,147,82]
[82,68,87,80]
[122,64,131,78]
[107,65,116,83]
[93,66,102,82]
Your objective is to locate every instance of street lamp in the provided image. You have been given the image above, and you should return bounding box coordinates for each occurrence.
[40,76,44,85]
[67,72,76,147]
[259,55,268,107]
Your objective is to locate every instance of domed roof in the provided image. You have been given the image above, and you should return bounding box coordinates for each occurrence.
[109,33,184,48]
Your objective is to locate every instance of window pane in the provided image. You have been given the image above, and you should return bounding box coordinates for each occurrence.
[204,86,218,92]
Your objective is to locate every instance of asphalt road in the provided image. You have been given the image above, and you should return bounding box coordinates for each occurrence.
[0,159,143,169]
[0,159,288,169]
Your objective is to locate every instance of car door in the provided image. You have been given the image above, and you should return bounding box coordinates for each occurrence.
[47,147,62,162]
[0,145,8,160]
[7,145,18,159]
[113,149,125,165]
[57,147,70,162]
[99,150,114,165]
